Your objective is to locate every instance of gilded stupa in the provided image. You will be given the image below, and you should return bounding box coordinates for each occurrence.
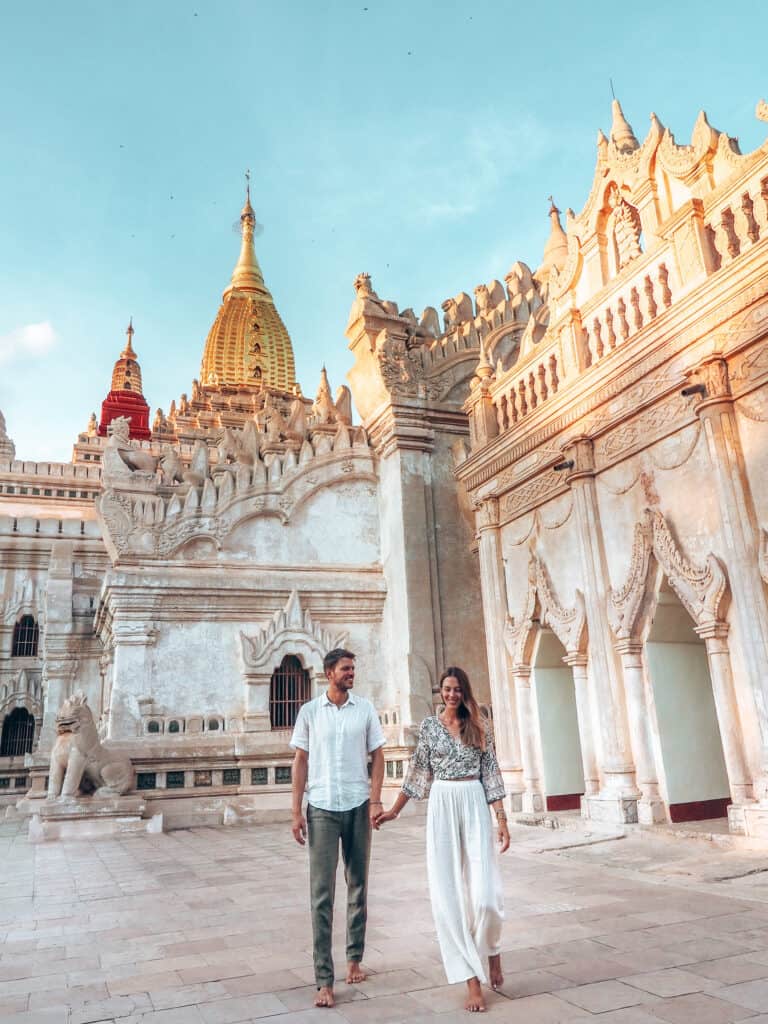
[199,183,296,392]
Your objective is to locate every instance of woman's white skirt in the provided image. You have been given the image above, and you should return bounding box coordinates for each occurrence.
[426,779,504,984]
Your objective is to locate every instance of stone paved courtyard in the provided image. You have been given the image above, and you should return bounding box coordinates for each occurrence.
[3,814,768,1023]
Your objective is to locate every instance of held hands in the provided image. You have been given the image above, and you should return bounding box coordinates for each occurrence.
[374,806,399,827]
[369,801,383,830]
[291,812,307,846]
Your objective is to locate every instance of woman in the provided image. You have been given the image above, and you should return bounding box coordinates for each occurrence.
[376,667,509,1013]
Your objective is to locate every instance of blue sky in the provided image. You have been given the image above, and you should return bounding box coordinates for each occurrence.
[1,0,765,461]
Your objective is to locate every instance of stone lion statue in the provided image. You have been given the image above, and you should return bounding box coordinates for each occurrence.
[47,691,133,799]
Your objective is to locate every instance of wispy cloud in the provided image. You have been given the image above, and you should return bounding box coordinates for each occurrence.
[301,111,556,227]
[0,322,58,365]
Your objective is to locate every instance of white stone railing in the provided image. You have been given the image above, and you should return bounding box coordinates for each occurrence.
[706,172,768,270]
[582,259,673,369]
[490,335,565,433]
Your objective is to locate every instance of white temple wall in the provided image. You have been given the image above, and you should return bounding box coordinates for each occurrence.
[429,433,489,698]
[221,482,381,564]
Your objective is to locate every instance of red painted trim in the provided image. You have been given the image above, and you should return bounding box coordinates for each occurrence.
[668,797,730,822]
[546,793,583,811]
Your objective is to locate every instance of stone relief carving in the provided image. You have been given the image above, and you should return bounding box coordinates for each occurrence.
[47,691,133,799]
[608,509,730,639]
[503,550,585,666]
[240,590,347,674]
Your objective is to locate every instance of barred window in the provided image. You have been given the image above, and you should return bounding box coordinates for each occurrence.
[270,655,310,730]
[12,616,39,657]
[0,708,35,757]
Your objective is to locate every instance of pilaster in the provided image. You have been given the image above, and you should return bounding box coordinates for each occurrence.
[613,639,666,824]
[511,665,544,813]
[562,436,639,822]
[688,355,768,802]
[475,497,524,805]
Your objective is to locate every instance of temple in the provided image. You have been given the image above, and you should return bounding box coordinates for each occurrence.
[2,98,768,838]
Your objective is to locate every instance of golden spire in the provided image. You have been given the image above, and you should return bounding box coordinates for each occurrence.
[121,317,136,358]
[199,180,296,392]
[225,170,268,298]
[111,320,144,394]
[610,98,639,153]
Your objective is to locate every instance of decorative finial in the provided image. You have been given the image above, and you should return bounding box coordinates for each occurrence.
[610,97,639,154]
[610,77,616,101]
[122,318,136,358]
[245,168,251,203]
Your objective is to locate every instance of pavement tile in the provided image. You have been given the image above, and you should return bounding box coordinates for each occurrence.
[558,980,657,1012]
[621,969,723,997]
[715,978,768,1012]
[197,994,288,1022]
[686,957,768,985]
[646,991,759,1023]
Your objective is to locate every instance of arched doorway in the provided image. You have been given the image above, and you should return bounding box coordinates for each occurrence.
[270,655,310,729]
[0,707,35,757]
[645,580,730,821]
[532,629,585,811]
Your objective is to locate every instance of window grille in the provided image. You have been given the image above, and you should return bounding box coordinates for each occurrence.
[14,776,28,788]
[0,778,9,789]
[12,616,39,658]
[0,708,35,757]
[251,767,268,785]
[270,655,310,730]
[223,768,240,785]
[137,772,156,790]
[275,766,292,785]
[166,771,185,789]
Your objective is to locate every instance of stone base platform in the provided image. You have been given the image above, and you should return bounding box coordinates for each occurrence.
[25,795,163,842]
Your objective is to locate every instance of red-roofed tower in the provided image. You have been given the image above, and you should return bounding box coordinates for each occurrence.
[97,320,151,440]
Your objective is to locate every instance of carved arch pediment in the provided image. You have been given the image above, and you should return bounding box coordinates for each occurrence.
[503,550,586,668]
[609,508,730,639]
[239,590,348,682]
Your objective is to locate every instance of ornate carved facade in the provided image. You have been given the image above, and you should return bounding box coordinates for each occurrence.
[459,99,768,837]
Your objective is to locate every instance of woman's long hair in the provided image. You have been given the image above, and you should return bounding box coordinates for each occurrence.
[440,666,486,751]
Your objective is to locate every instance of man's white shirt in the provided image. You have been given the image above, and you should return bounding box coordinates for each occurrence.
[290,692,385,812]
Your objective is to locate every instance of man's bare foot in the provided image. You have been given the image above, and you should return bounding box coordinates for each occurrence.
[465,977,486,1012]
[346,960,367,984]
[488,954,503,990]
[314,985,335,1007]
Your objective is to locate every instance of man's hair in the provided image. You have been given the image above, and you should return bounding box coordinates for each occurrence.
[323,648,356,674]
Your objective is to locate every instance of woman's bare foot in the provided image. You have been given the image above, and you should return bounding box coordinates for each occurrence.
[314,985,335,1007]
[346,960,367,984]
[465,976,486,1012]
[489,954,504,990]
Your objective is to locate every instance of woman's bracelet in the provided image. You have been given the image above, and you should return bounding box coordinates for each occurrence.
[370,800,383,806]
[495,810,507,821]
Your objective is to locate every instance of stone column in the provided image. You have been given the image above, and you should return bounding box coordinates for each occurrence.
[613,640,666,823]
[695,623,754,808]
[107,622,157,739]
[512,665,544,813]
[37,656,79,754]
[690,356,768,801]
[476,497,524,806]
[563,654,600,801]
[563,436,639,822]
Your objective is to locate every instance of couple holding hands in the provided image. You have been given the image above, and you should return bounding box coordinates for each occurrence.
[290,648,510,1013]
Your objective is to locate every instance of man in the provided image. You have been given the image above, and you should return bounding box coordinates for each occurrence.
[290,647,385,1009]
